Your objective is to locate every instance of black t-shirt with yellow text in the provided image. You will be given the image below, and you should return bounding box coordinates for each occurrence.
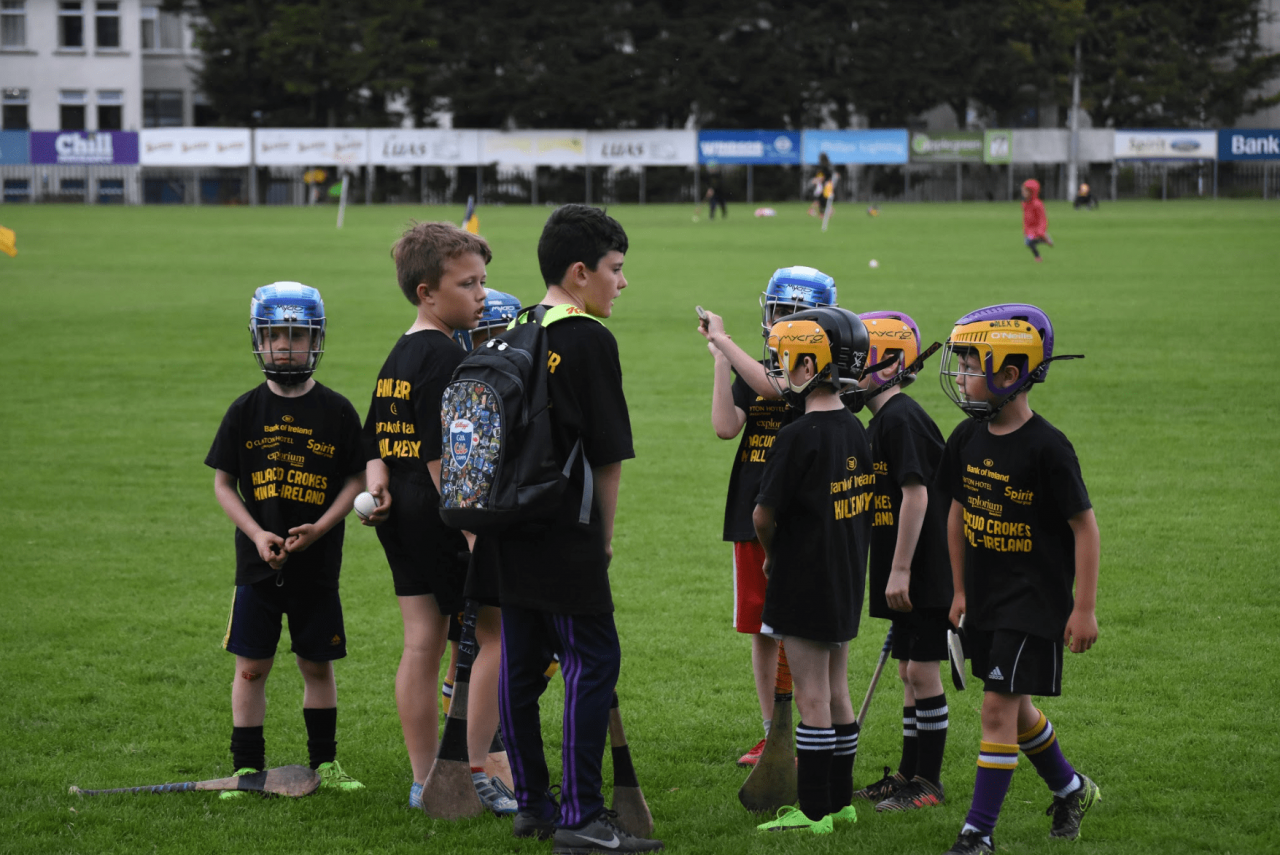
[206,382,364,588]
[495,313,634,615]
[866,393,953,616]
[935,413,1091,639]
[723,368,792,542]
[756,408,873,643]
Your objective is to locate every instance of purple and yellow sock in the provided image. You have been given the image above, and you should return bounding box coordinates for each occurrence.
[1018,711,1080,796]
[963,741,1018,835]
[441,679,454,714]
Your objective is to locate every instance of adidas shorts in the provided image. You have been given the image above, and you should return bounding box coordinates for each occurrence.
[733,539,767,634]
[889,607,950,663]
[223,577,346,662]
[967,629,1063,697]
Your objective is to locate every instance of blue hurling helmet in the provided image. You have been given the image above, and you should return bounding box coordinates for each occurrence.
[760,266,838,337]
[249,282,326,386]
[453,288,522,351]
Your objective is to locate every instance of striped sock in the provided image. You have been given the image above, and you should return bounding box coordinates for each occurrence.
[899,705,918,779]
[1018,711,1079,795]
[829,722,859,808]
[964,741,1018,834]
[795,722,835,821]
[441,679,454,714]
[914,694,949,784]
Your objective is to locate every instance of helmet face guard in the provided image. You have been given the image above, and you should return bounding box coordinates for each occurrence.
[765,307,868,410]
[453,288,521,351]
[759,266,837,337]
[860,311,922,396]
[249,282,326,386]
[939,303,1054,421]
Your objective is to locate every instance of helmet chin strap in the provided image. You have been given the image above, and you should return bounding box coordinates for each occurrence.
[964,353,1084,422]
[863,341,942,404]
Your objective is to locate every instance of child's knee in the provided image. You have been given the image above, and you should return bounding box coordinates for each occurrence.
[296,656,334,682]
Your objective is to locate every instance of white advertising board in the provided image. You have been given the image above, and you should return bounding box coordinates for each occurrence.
[479,131,588,166]
[367,129,481,166]
[586,130,697,166]
[255,129,370,166]
[139,128,252,166]
[1114,130,1217,160]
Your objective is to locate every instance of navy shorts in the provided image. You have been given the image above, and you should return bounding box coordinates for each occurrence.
[223,578,347,662]
[889,607,950,663]
[967,629,1063,697]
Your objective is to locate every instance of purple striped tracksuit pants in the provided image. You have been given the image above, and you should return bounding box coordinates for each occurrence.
[498,605,621,829]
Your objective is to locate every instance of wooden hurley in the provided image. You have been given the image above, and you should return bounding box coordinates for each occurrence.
[70,765,320,798]
[608,692,654,837]
[738,643,797,813]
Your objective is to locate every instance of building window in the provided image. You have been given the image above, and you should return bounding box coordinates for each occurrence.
[143,89,182,127]
[2,87,28,129]
[141,4,181,51]
[1,1,26,49]
[95,1,120,49]
[59,1,84,48]
[98,89,122,130]
[60,89,86,129]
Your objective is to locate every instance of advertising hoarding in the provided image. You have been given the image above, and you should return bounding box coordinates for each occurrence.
[139,128,251,166]
[31,131,138,165]
[910,131,984,162]
[588,130,697,166]
[698,131,801,165]
[1217,129,1280,161]
[1114,130,1217,160]
[802,130,908,165]
[368,129,481,166]
[255,129,369,166]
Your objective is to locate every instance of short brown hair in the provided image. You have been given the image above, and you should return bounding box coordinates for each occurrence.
[391,222,493,305]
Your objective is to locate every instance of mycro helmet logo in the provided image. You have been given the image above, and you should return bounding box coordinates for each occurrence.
[846,457,858,471]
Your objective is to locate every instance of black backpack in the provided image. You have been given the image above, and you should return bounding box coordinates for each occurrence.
[438,304,597,535]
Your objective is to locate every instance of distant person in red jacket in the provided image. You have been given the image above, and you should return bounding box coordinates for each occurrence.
[1021,179,1054,262]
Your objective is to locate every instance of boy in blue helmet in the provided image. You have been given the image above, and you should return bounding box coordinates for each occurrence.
[205,282,368,794]
[934,304,1098,854]
[697,266,837,767]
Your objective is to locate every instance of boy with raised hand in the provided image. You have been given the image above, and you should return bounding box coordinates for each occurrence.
[359,222,514,812]
[935,304,1099,854]
[493,205,662,854]
[850,311,953,813]
[206,282,367,796]
[752,307,874,835]
[697,266,838,767]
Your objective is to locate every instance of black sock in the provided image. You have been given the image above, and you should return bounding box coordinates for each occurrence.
[915,693,949,784]
[899,705,918,779]
[304,707,337,769]
[795,721,835,821]
[230,725,265,772]
[829,722,859,807]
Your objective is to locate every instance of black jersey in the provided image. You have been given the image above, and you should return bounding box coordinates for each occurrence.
[362,329,468,551]
[756,408,873,643]
[935,413,1091,639]
[723,368,792,542]
[206,382,364,588]
[866,394,953,617]
[495,313,635,615]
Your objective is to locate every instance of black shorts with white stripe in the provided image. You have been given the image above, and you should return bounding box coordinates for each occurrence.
[966,629,1064,697]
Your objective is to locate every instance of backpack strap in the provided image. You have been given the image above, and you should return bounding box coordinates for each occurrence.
[512,302,600,527]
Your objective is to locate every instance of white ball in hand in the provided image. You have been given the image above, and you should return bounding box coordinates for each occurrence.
[353,491,378,521]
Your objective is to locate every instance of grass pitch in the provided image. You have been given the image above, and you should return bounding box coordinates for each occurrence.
[1,198,1277,854]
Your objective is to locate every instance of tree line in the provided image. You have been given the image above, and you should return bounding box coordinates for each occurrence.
[168,0,1280,131]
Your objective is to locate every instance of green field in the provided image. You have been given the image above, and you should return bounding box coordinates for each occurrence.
[1,199,1277,855]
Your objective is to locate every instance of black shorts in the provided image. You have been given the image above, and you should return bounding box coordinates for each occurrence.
[889,607,950,663]
[967,629,1063,697]
[223,578,346,662]
[375,473,467,610]
[463,536,501,607]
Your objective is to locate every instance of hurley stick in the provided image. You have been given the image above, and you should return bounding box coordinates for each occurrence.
[421,600,484,819]
[70,765,319,798]
[608,692,654,837]
[738,642,797,813]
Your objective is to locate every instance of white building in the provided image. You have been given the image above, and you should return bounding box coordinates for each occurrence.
[0,0,201,131]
